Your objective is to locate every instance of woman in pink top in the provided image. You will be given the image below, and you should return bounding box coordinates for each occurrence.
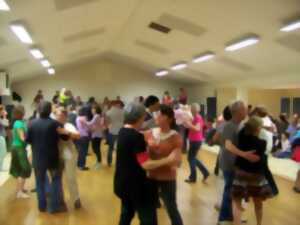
[184,103,210,183]
[144,104,184,225]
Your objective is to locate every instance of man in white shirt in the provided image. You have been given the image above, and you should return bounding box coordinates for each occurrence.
[55,107,82,209]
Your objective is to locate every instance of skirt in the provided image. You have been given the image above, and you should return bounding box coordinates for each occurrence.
[9,147,31,179]
[231,169,273,200]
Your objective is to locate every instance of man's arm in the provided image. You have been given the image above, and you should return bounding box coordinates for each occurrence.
[136,151,177,170]
[225,140,259,162]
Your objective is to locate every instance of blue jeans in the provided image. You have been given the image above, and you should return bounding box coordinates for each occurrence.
[188,141,209,181]
[77,136,90,168]
[218,170,235,222]
[34,167,63,212]
[273,151,291,159]
[107,133,118,166]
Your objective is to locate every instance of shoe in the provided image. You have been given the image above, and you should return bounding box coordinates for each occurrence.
[241,218,248,223]
[39,208,46,213]
[48,203,68,214]
[60,203,68,212]
[214,203,220,211]
[293,187,300,193]
[185,179,196,184]
[79,166,90,171]
[94,163,101,170]
[202,173,210,183]
[16,191,30,199]
[74,199,82,209]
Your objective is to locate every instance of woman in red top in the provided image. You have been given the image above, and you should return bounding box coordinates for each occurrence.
[144,105,184,225]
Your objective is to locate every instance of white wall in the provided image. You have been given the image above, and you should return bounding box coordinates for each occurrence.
[12,59,183,117]
[188,83,216,104]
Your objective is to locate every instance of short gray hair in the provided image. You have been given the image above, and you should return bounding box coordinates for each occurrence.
[124,102,146,124]
[191,103,200,112]
[231,100,245,115]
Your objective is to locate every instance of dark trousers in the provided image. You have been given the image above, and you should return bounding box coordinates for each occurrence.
[157,180,184,225]
[107,133,118,165]
[214,153,220,176]
[218,170,235,222]
[77,136,90,168]
[118,198,157,225]
[178,125,188,152]
[264,156,279,196]
[91,137,102,163]
[34,167,63,212]
[188,141,209,181]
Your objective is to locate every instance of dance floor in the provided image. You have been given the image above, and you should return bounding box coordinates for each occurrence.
[0,149,300,225]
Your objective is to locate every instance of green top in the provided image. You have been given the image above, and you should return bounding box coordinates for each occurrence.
[12,120,27,148]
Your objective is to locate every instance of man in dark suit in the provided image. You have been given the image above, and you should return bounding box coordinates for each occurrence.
[27,101,70,213]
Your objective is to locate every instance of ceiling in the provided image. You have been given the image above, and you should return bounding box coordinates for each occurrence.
[1,0,300,87]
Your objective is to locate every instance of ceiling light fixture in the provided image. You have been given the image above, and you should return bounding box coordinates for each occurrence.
[193,52,215,63]
[48,68,55,75]
[10,23,33,44]
[40,59,51,68]
[0,0,10,11]
[280,20,300,32]
[155,70,169,77]
[30,48,44,59]
[225,36,259,52]
[171,62,187,71]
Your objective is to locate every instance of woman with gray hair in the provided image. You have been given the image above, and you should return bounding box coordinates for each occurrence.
[184,103,210,183]
[232,116,273,225]
[114,102,177,225]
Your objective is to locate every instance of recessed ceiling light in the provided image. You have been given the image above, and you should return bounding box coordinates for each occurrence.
[30,48,44,59]
[280,20,300,32]
[40,59,51,68]
[171,62,187,71]
[0,0,10,11]
[155,70,169,77]
[48,68,55,75]
[10,23,33,44]
[193,52,215,63]
[225,36,260,52]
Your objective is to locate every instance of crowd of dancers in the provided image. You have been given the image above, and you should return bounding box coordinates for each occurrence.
[0,87,300,225]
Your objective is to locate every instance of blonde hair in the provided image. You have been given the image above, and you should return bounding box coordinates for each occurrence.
[244,116,262,135]
[191,103,200,112]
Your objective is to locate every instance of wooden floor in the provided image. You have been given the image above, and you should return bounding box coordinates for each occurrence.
[1,148,300,225]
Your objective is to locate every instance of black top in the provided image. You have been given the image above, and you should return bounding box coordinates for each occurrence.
[114,127,157,205]
[26,118,62,170]
[68,112,77,127]
[236,128,267,174]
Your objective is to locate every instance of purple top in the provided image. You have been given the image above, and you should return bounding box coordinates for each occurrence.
[87,114,104,138]
[76,116,89,137]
